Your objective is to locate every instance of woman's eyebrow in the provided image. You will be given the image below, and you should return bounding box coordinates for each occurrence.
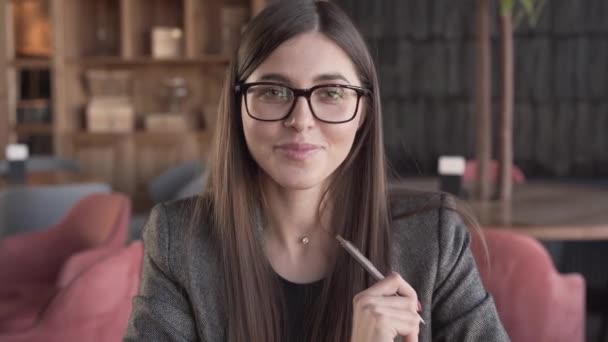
[258,73,291,83]
[313,73,351,84]
[256,73,351,85]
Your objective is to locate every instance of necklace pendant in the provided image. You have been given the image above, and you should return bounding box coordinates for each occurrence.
[300,236,310,244]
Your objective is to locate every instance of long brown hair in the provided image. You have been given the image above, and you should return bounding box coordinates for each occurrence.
[203,1,393,341]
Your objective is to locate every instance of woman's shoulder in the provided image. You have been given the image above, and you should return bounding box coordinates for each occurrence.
[387,185,443,230]
[160,194,211,225]
[387,186,470,252]
[388,186,442,218]
[143,195,216,257]
[160,194,216,240]
[142,194,220,284]
[387,187,475,292]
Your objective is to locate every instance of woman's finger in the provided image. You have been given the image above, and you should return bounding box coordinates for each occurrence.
[367,305,418,321]
[360,272,418,301]
[372,311,420,338]
[356,293,418,312]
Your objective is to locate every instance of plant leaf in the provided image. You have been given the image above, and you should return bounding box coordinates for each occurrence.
[500,0,515,15]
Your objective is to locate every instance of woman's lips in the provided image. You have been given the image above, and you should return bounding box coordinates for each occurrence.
[275,143,322,161]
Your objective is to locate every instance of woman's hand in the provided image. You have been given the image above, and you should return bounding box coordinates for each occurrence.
[351,272,421,342]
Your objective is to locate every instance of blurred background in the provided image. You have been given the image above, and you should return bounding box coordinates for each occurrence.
[0,0,606,341]
[340,0,608,180]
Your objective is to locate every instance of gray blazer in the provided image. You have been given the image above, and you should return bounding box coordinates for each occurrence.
[124,192,509,341]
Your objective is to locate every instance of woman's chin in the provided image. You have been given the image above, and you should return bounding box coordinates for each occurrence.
[269,174,325,191]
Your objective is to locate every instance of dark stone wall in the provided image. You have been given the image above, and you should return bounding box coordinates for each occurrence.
[334,0,608,178]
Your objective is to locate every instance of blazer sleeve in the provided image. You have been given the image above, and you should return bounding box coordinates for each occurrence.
[124,204,199,342]
[431,204,510,341]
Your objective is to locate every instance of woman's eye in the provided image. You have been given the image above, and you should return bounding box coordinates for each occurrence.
[320,88,344,100]
[260,87,289,99]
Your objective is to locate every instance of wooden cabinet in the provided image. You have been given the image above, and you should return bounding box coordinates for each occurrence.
[0,2,8,153]
[133,132,211,194]
[1,0,55,155]
[1,0,267,201]
[71,131,211,195]
[72,132,134,193]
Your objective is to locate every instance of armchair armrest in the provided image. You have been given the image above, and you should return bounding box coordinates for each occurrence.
[0,230,71,289]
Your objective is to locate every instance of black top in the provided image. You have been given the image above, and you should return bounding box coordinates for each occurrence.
[279,276,324,342]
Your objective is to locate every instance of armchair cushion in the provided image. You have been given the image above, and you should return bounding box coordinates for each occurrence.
[471,229,585,342]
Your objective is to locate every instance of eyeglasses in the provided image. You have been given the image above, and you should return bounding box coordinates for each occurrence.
[235,82,371,124]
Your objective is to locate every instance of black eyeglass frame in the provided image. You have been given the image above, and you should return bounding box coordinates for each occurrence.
[234,82,372,124]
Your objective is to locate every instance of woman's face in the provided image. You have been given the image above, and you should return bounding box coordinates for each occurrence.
[241,32,366,191]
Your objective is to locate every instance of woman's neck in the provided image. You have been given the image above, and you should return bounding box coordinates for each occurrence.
[262,179,329,249]
[260,176,339,283]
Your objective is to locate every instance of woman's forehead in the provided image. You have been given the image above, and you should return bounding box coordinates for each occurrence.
[246,32,361,87]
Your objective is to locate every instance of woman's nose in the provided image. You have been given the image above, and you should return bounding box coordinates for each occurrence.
[283,96,315,131]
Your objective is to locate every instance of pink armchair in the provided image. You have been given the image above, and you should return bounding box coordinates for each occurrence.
[471,229,586,342]
[0,242,143,341]
[0,193,130,331]
[0,193,130,286]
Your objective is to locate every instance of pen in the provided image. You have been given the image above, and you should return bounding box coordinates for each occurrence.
[336,234,426,325]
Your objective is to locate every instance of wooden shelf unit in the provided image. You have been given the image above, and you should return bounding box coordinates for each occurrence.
[8,58,51,69]
[67,55,231,67]
[1,0,268,198]
[14,123,53,135]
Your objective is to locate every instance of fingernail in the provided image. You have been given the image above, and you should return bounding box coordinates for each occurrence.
[417,301,422,312]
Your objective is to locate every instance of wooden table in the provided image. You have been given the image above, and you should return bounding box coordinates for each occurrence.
[399,178,608,241]
[0,170,102,189]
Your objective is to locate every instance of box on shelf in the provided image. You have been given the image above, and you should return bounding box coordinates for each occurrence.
[151,27,183,59]
[144,113,197,132]
[86,70,132,98]
[86,97,135,133]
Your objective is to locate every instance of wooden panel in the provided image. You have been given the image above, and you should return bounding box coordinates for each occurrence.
[205,0,222,54]
[134,133,187,194]
[185,0,253,55]
[62,0,120,58]
[6,66,17,144]
[67,55,230,66]
[0,1,9,153]
[62,64,88,132]
[51,0,69,155]
[69,131,210,198]
[14,123,53,135]
[120,0,135,58]
[8,58,50,68]
[122,0,184,58]
[134,132,209,191]
[72,133,135,194]
[184,0,204,57]
[3,0,14,60]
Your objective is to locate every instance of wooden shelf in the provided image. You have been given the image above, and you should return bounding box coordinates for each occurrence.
[14,123,53,135]
[8,58,52,69]
[1,0,267,197]
[73,130,210,138]
[67,55,231,67]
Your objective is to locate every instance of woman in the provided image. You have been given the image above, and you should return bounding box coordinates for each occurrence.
[125,1,508,341]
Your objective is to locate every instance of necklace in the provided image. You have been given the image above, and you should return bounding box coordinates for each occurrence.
[299,225,333,245]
